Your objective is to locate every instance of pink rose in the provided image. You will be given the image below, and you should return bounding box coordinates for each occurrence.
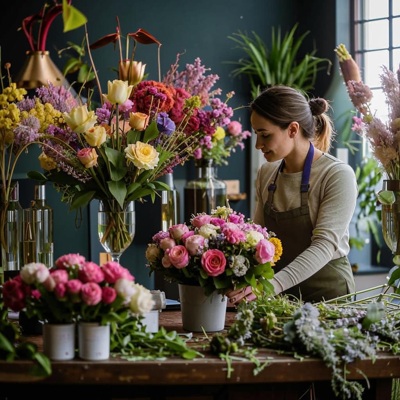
[81,282,102,305]
[167,245,190,269]
[255,239,275,264]
[102,286,117,304]
[79,261,105,283]
[77,147,98,168]
[168,224,189,240]
[201,249,226,277]
[191,214,212,228]
[185,234,205,256]
[160,237,176,250]
[162,253,172,268]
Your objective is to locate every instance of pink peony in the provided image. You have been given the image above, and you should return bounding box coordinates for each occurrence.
[81,282,102,306]
[102,261,134,283]
[55,253,86,269]
[79,261,105,283]
[101,286,117,304]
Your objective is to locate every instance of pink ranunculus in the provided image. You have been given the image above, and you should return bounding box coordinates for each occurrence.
[81,282,102,305]
[255,239,275,264]
[222,224,246,244]
[185,234,205,256]
[168,224,190,241]
[168,245,190,269]
[201,249,226,277]
[191,214,212,228]
[101,286,117,304]
[228,212,245,224]
[159,237,176,251]
[102,261,134,284]
[56,253,86,269]
[79,261,105,283]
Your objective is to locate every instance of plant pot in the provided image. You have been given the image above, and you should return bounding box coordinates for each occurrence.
[78,321,110,360]
[42,323,75,360]
[178,284,227,332]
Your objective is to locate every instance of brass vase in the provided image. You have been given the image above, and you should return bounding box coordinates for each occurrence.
[15,51,68,89]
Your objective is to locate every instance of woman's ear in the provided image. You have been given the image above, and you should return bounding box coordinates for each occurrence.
[288,121,300,138]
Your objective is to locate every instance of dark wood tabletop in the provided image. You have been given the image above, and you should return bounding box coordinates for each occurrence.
[0,310,399,400]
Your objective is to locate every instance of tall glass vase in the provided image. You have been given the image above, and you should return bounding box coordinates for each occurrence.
[97,200,135,263]
[1,181,23,283]
[183,159,227,223]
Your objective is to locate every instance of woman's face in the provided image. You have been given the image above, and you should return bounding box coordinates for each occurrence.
[251,112,292,162]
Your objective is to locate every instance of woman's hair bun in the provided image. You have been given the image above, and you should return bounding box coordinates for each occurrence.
[309,97,329,116]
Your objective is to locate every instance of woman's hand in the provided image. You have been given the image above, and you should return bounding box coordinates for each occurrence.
[226,286,256,306]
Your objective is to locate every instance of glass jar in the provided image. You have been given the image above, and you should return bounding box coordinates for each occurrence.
[184,159,227,223]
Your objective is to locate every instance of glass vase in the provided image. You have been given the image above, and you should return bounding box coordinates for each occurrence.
[381,180,400,257]
[1,181,23,283]
[98,200,135,263]
[183,159,227,223]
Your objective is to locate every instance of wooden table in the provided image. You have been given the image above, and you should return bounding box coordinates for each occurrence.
[0,310,399,400]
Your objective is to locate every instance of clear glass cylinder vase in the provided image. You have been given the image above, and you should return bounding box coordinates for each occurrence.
[183,159,227,223]
[381,180,400,256]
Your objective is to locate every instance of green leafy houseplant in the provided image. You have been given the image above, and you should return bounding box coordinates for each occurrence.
[227,23,332,99]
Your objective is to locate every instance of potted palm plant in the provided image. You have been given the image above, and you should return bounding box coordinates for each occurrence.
[227,23,332,99]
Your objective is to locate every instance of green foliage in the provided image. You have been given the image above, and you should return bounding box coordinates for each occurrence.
[0,302,51,377]
[227,23,332,99]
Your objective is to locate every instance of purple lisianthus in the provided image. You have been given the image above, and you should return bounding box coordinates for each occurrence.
[157,112,176,135]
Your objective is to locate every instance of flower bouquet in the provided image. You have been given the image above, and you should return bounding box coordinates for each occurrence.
[145,206,282,297]
[1,253,155,324]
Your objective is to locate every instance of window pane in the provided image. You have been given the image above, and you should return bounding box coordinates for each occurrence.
[393,17,400,46]
[363,0,388,19]
[393,49,400,70]
[364,20,389,49]
[364,50,389,86]
[393,1,400,16]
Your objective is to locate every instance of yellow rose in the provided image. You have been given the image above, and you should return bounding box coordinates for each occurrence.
[129,112,149,131]
[77,148,98,168]
[38,152,57,171]
[63,104,97,134]
[213,126,226,141]
[84,125,107,147]
[103,80,133,105]
[124,141,159,170]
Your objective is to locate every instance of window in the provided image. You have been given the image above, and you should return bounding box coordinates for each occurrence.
[353,0,400,119]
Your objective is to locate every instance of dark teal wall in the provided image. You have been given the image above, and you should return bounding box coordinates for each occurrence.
[1,0,345,287]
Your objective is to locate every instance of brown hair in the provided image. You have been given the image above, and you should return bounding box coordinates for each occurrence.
[250,85,334,152]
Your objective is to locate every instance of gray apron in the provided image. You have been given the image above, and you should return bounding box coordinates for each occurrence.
[264,143,352,302]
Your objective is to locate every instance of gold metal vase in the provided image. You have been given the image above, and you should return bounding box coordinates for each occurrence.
[16,51,67,89]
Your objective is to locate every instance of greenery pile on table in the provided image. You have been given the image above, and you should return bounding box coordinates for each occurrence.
[210,280,400,400]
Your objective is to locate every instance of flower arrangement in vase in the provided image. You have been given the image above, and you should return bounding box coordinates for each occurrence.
[145,206,283,297]
[1,253,155,325]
